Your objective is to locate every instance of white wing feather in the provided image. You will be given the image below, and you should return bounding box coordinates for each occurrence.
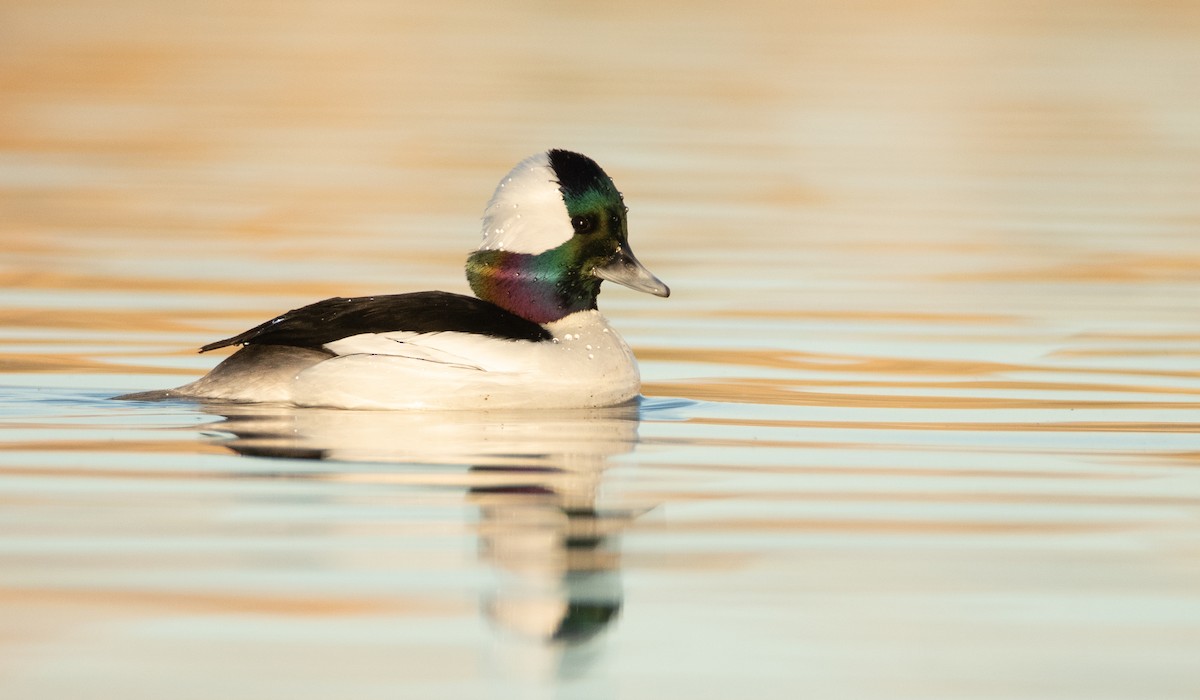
[287,311,641,410]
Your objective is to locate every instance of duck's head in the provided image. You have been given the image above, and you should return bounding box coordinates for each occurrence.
[466,150,669,325]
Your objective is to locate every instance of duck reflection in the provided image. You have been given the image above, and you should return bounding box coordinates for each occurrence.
[473,474,631,647]
[199,402,646,654]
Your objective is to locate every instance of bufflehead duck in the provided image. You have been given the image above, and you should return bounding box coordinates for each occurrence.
[119,150,669,410]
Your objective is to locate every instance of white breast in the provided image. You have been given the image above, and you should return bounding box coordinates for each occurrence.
[287,310,642,410]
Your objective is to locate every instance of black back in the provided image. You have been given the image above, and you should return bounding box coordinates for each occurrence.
[200,291,552,352]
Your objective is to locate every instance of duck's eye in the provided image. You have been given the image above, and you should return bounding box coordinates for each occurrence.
[571,215,597,234]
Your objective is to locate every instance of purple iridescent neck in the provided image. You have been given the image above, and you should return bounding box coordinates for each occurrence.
[466,248,600,325]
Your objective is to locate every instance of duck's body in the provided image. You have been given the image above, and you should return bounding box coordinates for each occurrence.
[119,150,669,410]
[162,303,639,410]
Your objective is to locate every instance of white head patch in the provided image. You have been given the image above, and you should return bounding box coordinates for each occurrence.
[478,152,574,255]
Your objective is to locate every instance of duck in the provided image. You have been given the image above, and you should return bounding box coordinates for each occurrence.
[118,149,670,410]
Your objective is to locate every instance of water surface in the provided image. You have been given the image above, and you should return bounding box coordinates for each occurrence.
[2,1,1200,698]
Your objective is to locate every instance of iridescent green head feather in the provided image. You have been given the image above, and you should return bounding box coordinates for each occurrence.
[467,150,668,325]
